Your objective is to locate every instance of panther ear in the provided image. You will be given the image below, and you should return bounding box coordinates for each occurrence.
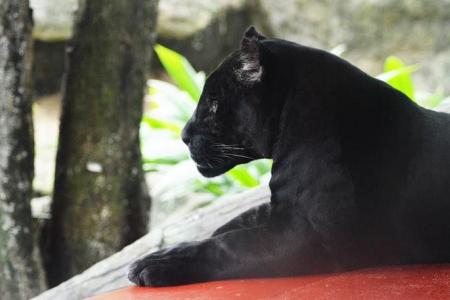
[241,26,266,48]
[236,26,266,86]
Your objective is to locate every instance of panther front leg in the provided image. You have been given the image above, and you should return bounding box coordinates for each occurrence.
[211,202,271,237]
[128,215,333,287]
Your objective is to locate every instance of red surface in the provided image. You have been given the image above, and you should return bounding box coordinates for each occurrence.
[90,264,450,300]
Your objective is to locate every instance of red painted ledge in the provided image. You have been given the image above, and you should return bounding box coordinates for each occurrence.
[90,264,450,300]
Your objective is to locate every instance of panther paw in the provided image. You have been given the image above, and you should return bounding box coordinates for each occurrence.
[128,242,210,287]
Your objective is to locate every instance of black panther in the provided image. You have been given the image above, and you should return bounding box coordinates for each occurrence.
[129,26,450,286]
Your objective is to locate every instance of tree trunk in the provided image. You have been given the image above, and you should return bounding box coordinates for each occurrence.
[43,0,158,287]
[0,1,46,299]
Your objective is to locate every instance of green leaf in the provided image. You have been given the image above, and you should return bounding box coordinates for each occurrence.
[329,44,347,57]
[227,166,259,188]
[143,166,159,172]
[143,157,187,165]
[415,88,445,109]
[380,56,417,100]
[252,159,272,175]
[198,182,225,196]
[142,116,181,135]
[375,66,418,83]
[142,154,190,173]
[147,79,197,121]
[155,44,202,101]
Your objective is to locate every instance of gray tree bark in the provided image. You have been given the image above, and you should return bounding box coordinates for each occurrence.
[0,0,46,299]
[42,0,158,287]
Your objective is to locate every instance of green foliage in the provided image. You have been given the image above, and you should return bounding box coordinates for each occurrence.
[142,116,181,135]
[376,56,446,109]
[382,56,417,99]
[154,44,203,101]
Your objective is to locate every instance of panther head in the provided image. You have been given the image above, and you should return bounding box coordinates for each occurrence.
[182,26,283,177]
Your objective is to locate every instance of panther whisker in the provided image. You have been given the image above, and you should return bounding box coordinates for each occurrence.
[213,143,242,147]
[211,144,245,150]
[219,153,256,160]
[213,147,246,153]
[210,157,225,164]
[219,149,247,155]
[230,154,255,160]
[211,143,243,147]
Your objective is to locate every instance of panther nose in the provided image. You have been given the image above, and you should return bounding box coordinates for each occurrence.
[181,126,191,146]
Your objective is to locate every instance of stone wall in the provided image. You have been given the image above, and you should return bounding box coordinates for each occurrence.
[255,0,450,94]
[30,0,254,95]
[30,0,449,95]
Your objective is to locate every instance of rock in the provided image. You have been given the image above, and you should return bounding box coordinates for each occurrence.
[28,0,450,96]
[255,0,450,94]
[156,0,253,72]
[30,0,77,41]
[29,0,254,95]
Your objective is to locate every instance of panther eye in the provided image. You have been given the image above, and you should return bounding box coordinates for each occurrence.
[209,100,218,113]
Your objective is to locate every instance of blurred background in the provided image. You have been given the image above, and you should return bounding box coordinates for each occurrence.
[1,0,449,299]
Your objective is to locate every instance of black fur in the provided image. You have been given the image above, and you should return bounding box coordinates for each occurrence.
[129,26,450,286]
